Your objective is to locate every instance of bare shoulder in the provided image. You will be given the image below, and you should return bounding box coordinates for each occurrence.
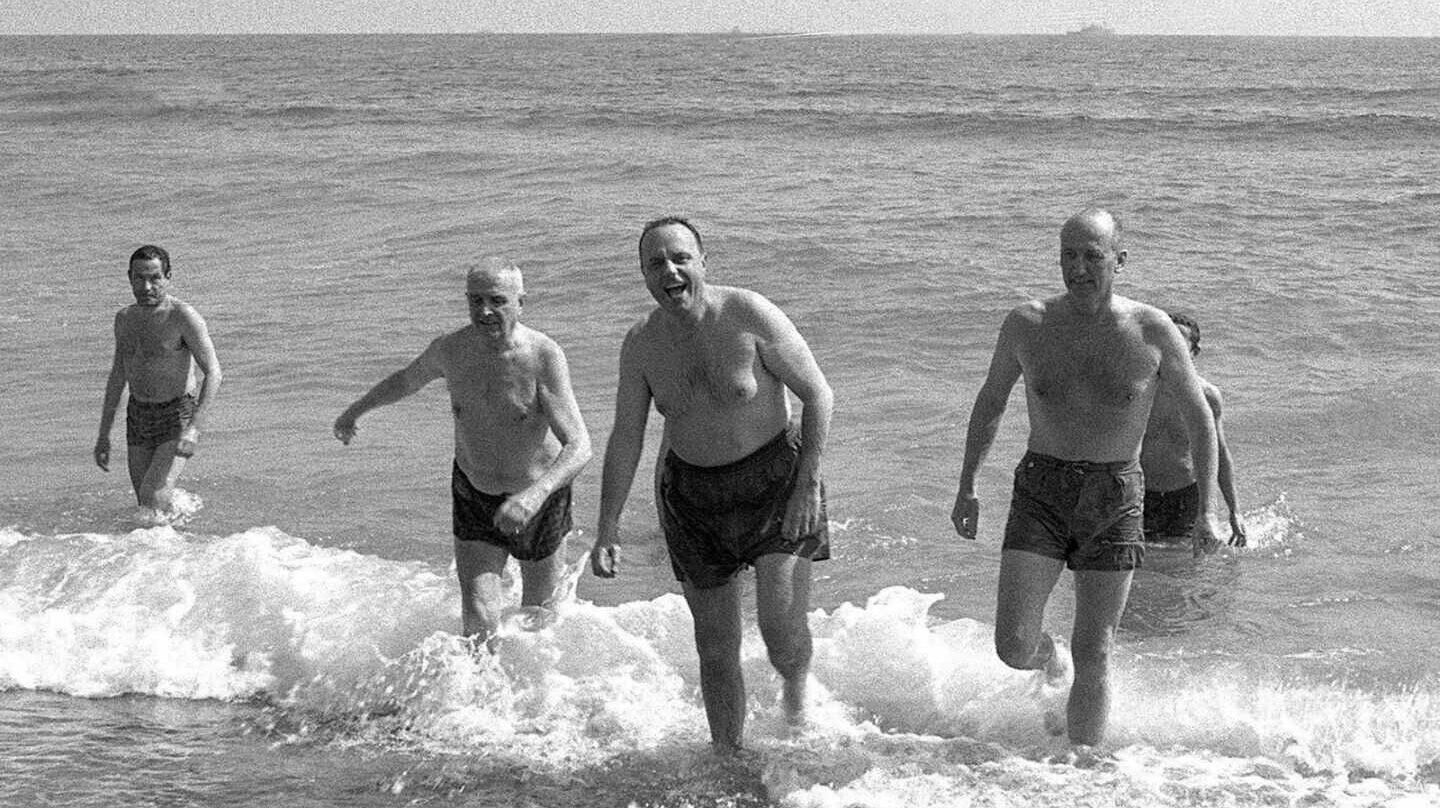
[1122,298,1176,339]
[517,323,566,365]
[1201,377,1224,408]
[716,285,792,334]
[1002,298,1047,336]
[170,298,211,330]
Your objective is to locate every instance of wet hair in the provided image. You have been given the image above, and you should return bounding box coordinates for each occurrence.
[1169,312,1201,355]
[129,245,171,277]
[638,216,703,258]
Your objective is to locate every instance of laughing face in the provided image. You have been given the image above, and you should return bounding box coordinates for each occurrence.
[639,223,707,317]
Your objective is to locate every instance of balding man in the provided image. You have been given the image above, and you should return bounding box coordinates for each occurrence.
[590,216,833,752]
[951,209,1220,754]
[335,258,592,644]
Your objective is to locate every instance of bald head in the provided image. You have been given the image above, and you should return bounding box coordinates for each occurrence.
[1062,208,1124,252]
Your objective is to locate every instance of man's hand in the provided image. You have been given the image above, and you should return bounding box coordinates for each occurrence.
[174,425,200,459]
[333,413,358,445]
[494,490,543,536]
[590,536,619,578]
[781,478,824,540]
[952,493,980,539]
[1192,515,1224,558]
[1228,514,1248,548]
[94,437,111,471]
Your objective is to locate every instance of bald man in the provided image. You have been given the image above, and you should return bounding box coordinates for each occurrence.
[951,209,1220,754]
[334,258,592,643]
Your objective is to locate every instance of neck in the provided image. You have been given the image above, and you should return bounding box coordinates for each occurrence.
[1062,290,1111,319]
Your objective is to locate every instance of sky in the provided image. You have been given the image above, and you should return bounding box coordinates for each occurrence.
[1,0,1437,37]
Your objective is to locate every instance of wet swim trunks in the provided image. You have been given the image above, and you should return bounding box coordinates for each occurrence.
[1143,482,1199,543]
[451,461,572,561]
[659,427,830,590]
[125,394,196,449]
[1002,451,1145,571]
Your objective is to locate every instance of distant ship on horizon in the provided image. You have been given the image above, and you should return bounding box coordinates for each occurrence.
[1066,22,1117,36]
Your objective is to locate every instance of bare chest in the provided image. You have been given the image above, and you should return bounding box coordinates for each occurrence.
[444,354,543,425]
[1023,326,1159,412]
[121,314,186,360]
[645,330,763,417]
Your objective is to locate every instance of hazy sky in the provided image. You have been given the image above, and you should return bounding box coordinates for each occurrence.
[2,0,1437,37]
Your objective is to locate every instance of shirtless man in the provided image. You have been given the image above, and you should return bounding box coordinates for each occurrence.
[334,258,591,642]
[1141,313,1246,546]
[950,208,1220,753]
[95,245,223,518]
[590,217,833,752]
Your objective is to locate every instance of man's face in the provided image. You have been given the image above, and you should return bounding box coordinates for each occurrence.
[128,258,170,306]
[639,224,706,314]
[1059,221,1125,299]
[466,270,523,340]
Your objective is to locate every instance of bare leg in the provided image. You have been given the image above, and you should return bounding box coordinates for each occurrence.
[126,444,156,507]
[517,534,568,609]
[1066,569,1133,747]
[994,549,1066,674]
[681,577,746,752]
[754,553,813,727]
[138,439,188,513]
[453,538,511,641]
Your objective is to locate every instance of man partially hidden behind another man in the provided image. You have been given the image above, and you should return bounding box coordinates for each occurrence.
[590,216,833,753]
[951,208,1226,758]
[334,258,592,645]
[95,245,223,523]
[1141,312,1247,546]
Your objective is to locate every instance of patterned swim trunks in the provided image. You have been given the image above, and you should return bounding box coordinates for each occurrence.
[125,394,196,449]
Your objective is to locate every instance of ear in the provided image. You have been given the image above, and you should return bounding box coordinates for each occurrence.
[1114,249,1128,270]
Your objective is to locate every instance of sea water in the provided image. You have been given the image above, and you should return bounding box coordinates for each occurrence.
[1,34,1438,807]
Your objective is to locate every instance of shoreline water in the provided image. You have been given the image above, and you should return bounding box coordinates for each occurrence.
[3,32,1438,807]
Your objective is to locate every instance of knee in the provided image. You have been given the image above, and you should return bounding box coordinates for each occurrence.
[1069,634,1115,673]
[764,631,812,678]
[994,628,1044,671]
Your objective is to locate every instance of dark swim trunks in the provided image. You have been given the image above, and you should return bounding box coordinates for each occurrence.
[125,394,196,449]
[1002,451,1145,571]
[451,461,573,561]
[659,427,830,590]
[1143,482,1199,543]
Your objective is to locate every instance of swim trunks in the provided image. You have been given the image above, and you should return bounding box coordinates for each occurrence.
[1002,451,1145,571]
[451,461,572,561]
[659,427,830,590]
[125,394,196,449]
[1143,482,1199,543]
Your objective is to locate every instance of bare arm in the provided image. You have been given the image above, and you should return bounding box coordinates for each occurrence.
[753,295,833,539]
[952,309,1025,539]
[94,312,127,471]
[1206,383,1246,545]
[175,304,223,457]
[494,341,594,531]
[591,326,652,578]
[333,339,444,444]
[1158,321,1220,556]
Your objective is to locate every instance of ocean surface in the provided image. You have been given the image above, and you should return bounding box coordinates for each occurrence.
[2,33,1439,807]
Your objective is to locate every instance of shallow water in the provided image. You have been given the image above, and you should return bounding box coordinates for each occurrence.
[2,33,1439,807]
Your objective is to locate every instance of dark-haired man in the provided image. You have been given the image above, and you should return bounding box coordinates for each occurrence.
[95,245,223,520]
[1141,313,1246,546]
[590,216,833,752]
